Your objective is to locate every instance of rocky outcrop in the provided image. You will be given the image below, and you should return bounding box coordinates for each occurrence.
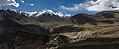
[46,35,70,49]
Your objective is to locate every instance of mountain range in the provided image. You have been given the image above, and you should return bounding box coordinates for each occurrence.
[0,9,119,49]
[1,9,119,25]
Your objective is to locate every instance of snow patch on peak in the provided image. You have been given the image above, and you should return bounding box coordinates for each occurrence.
[21,9,71,17]
[37,9,71,17]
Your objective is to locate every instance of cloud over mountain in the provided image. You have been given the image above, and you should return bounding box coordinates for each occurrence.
[0,0,19,7]
[60,0,119,12]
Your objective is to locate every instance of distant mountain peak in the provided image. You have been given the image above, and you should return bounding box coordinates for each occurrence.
[20,9,71,17]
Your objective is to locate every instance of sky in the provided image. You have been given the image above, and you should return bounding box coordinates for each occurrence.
[0,0,119,15]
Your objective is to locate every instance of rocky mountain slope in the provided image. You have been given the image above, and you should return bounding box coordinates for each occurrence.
[0,9,119,49]
[0,10,51,49]
[1,9,119,25]
[70,13,96,25]
[20,10,70,23]
[70,11,119,25]
[33,12,65,23]
[46,25,119,49]
[92,11,119,24]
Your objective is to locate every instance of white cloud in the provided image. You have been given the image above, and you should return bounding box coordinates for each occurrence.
[21,0,25,3]
[60,5,79,11]
[0,0,19,7]
[20,0,34,6]
[60,0,119,12]
[29,4,34,6]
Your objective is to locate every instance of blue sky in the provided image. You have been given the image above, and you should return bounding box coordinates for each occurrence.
[0,0,86,15]
[17,0,86,15]
[0,0,119,15]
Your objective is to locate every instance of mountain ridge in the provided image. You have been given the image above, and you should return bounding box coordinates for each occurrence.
[0,9,119,49]
[1,9,119,25]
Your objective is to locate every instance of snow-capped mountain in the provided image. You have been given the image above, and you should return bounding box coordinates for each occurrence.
[18,9,71,23]
[20,9,71,17]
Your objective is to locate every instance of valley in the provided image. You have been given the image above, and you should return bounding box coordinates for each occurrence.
[0,9,119,49]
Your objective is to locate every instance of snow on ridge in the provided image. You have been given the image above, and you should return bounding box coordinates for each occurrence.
[20,9,71,17]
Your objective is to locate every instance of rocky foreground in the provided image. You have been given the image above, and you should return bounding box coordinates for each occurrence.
[45,25,119,49]
[0,9,119,49]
